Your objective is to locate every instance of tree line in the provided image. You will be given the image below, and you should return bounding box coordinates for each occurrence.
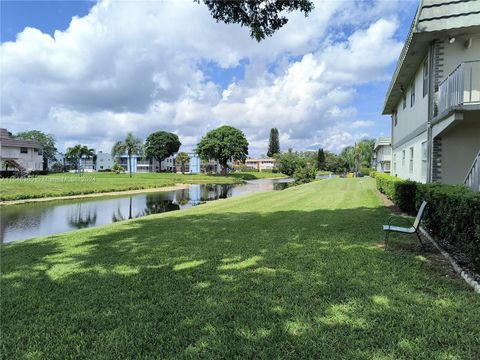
[12,126,375,180]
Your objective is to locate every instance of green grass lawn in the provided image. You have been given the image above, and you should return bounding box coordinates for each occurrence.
[0,171,285,201]
[1,178,478,359]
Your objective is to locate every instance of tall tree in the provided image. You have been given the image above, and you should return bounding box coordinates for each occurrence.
[15,130,56,171]
[339,146,356,173]
[176,152,190,174]
[317,148,325,170]
[274,150,305,177]
[196,125,249,175]
[65,145,95,173]
[357,139,375,168]
[197,0,314,41]
[267,128,280,157]
[144,131,181,167]
[111,133,143,178]
[324,151,340,173]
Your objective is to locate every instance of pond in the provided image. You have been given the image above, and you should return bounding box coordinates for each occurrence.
[1,178,291,243]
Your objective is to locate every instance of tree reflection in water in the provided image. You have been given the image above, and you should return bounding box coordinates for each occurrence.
[143,197,180,216]
[68,204,97,229]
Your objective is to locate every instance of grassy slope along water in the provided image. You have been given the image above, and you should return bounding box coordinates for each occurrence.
[0,171,285,201]
[1,178,479,359]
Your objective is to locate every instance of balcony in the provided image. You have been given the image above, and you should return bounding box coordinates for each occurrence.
[437,60,480,117]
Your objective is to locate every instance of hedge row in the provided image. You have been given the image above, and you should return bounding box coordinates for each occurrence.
[374,173,417,213]
[372,172,480,269]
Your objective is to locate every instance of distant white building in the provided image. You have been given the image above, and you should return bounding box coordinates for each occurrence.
[101,152,177,173]
[244,158,276,172]
[96,151,115,171]
[383,0,479,191]
[372,137,391,173]
[0,128,43,173]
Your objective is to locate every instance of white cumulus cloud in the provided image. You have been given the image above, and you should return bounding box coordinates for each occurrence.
[1,0,407,154]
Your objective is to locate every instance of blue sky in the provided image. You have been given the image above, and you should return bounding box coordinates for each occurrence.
[1,0,418,155]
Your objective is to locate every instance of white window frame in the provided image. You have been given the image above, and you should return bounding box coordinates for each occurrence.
[422,58,429,97]
[410,82,415,107]
[421,142,427,178]
[409,147,414,173]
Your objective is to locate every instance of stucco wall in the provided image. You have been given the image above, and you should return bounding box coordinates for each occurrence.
[442,33,480,80]
[1,145,43,171]
[391,132,428,183]
[440,119,480,185]
[392,58,429,146]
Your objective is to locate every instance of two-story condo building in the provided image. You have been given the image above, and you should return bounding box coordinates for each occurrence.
[98,151,177,173]
[383,0,480,191]
[244,158,276,172]
[0,128,43,173]
[372,137,392,173]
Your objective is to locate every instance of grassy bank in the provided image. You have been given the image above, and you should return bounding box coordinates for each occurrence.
[1,178,478,359]
[0,171,285,201]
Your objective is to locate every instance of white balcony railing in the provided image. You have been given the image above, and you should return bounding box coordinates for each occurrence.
[464,150,480,193]
[437,60,480,116]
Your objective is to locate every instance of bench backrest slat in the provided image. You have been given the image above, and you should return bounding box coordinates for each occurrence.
[413,201,427,229]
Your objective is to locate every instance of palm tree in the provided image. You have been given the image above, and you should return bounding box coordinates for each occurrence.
[112,133,143,178]
[66,145,95,173]
[176,152,190,174]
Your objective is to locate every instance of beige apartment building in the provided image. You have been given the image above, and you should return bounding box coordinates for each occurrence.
[383,0,479,191]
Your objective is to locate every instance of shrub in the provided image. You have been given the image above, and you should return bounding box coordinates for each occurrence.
[394,180,418,214]
[374,173,402,200]
[373,173,417,214]
[233,164,257,172]
[30,170,49,176]
[360,166,375,176]
[111,163,125,174]
[275,152,306,176]
[416,183,480,269]
[293,164,317,184]
[373,172,480,268]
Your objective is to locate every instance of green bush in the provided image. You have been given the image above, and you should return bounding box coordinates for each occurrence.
[416,183,480,269]
[373,173,417,214]
[275,152,306,177]
[394,180,418,214]
[373,172,480,268]
[360,166,375,176]
[293,164,317,184]
[374,173,401,200]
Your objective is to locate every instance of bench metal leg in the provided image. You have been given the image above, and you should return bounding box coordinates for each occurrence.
[415,231,426,251]
[384,231,390,250]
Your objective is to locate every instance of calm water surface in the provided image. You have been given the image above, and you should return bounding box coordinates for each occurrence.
[1,179,291,243]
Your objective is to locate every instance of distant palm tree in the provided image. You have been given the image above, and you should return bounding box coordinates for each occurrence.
[66,145,95,173]
[176,152,190,174]
[112,133,143,178]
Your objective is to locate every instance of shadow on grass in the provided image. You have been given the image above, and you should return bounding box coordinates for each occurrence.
[1,207,478,359]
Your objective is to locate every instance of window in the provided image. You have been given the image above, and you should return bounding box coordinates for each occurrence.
[402,150,406,167]
[20,147,28,154]
[393,154,397,173]
[409,147,414,173]
[403,93,406,109]
[393,111,397,127]
[384,162,391,171]
[421,141,427,178]
[422,58,429,97]
[410,82,415,107]
[38,149,43,156]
